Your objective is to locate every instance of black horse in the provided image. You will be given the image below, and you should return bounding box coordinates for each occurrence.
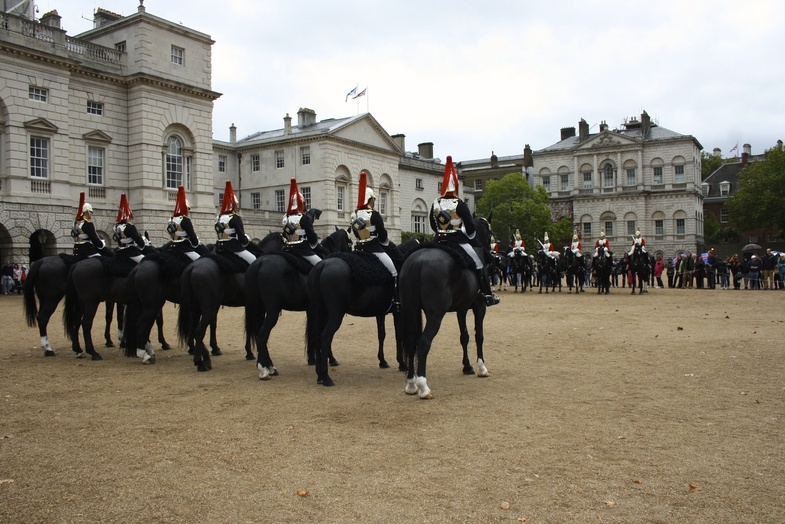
[537,250,559,294]
[23,255,136,356]
[592,249,612,294]
[244,227,353,380]
[629,244,648,295]
[488,252,508,292]
[177,233,285,371]
[563,248,585,294]
[509,250,532,293]
[397,217,493,399]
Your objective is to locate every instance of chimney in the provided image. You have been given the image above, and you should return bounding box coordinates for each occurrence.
[417,142,434,159]
[297,108,317,127]
[578,119,589,141]
[229,123,236,144]
[391,134,405,152]
[560,127,576,141]
[742,143,751,166]
[283,113,291,136]
[523,144,533,169]
[641,111,651,137]
[40,10,62,29]
[599,120,608,132]
[713,148,721,157]
[93,7,123,28]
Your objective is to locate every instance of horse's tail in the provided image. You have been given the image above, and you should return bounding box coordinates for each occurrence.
[399,258,423,364]
[177,263,196,347]
[63,265,79,341]
[123,267,142,357]
[305,262,325,362]
[243,260,261,352]
[23,259,41,328]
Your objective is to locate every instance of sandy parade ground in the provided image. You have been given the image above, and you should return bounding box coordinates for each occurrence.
[1,283,783,523]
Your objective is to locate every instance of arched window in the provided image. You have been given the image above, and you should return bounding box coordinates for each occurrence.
[166,136,184,189]
[602,163,614,188]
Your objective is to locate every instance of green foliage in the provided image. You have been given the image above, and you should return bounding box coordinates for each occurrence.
[401,231,433,244]
[703,214,740,244]
[701,151,725,180]
[726,144,785,236]
[476,172,574,249]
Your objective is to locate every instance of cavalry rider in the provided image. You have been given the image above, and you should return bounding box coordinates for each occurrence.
[167,185,205,261]
[430,156,500,307]
[72,192,111,259]
[540,232,560,260]
[594,229,611,259]
[215,180,256,265]
[282,177,323,265]
[628,229,647,256]
[508,229,527,257]
[570,230,584,260]
[113,193,146,263]
[490,235,499,254]
[350,171,399,312]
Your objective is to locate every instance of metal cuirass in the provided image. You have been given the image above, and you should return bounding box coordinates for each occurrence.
[433,197,461,231]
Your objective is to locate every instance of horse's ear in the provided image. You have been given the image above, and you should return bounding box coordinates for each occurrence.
[487,210,493,224]
[334,225,339,232]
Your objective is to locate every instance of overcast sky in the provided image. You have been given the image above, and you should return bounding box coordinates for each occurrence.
[43,0,785,161]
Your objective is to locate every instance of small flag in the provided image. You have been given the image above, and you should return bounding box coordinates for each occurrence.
[352,88,367,99]
[345,86,357,102]
[729,142,738,154]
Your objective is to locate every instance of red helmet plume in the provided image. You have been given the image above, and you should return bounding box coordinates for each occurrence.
[172,186,189,217]
[115,193,134,224]
[356,172,375,209]
[75,192,86,221]
[286,178,305,214]
[219,180,238,215]
[440,156,459,196]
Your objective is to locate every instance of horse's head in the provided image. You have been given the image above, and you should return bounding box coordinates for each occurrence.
[321,226,352,253]
[474,217,492,250]
[258,231,285,253]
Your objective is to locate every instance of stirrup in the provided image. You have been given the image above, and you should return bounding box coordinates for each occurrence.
[485,293,500,306]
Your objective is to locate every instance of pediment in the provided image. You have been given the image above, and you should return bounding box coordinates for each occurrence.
[331,115,401,154]
[23,118,59,134]
[82,130,113,143]
[577,131,638,150]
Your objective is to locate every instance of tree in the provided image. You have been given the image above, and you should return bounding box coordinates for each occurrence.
[701,150,725,180]
[476,173,572,250]
[725,144,785,236]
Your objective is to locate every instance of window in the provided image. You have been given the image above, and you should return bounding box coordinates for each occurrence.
[542,176,550,192]
[676,218,686,235]
[251,154,260,172]
[301,187,311,209]
[171,45,184,65]
[87,101,103,115]
[582,222,592,238]
[674,165,685,183]
[655,219,664,235]
[720,182,730,196]
[583,172,592,189]
[412,214,426,234]
[275,150,284,169]
[185,156,191,191]
[251,192,261,210]
[29,87,48,102]
[653,166,663,184]
[218,155,226,173]
[275,189,285,212]
[626,168,636,186]
[604,221,614,237]
[337,186,345,212]
[438,182,443,193]
[301,146,311,165]
[701,183,709,197]
[474,179,483,191]
[29,137,49,178]
[603,165,614,187]
[416,178,424,190]
[115,41,126,52]
[165,136,184,189]
[560,174,569,191]
[87,147,104,185]
[379,191,387,215]
[720,208,729,223]
[627,220,637,236]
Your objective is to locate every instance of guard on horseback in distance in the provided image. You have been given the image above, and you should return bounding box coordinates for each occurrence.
[508,229,527,257]
[593,229,611,260]
[113,193,146,263]
[628,230,647,256]
[215,180,256,265]
[167,185,205,261]
[540,232,559,260]
[430,156,500,307]
[350,171,399,312]
[72,192,111,259]
[282,177,323,265]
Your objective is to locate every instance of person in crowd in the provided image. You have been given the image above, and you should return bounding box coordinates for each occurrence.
[19,265,26,294]
[778,255,785,290]
[1,261,13,295]
[215,180,256,265]
[653,255,664,289]
[729,254,741,290]
[694,254,705,289]
[717,256,730,290]
[429,156,499,307]
[705,248,718,289]
[72,192,111,259]
[113,193,146,263]
[282,177,323,265]
[12,263,22,294]
[761,248,778,290]
[666,257,676,288]
[739,255,750,289]
[167,185,205,261]
[748,254,762,289]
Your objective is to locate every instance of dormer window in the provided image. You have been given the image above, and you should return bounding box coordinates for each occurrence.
[720,181,730,196]
[701,183,709,197]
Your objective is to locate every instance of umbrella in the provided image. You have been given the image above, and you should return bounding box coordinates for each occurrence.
[742,243,762,252]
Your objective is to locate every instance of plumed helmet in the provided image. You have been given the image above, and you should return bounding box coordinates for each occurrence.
[219,180,238,214]
[490,235,496,243]
[82,203,93,214]
[172,186,189,217]
[544,232,549,243]
[356,172,375,208]
[440,155,459,196]
[635,230,641,237]
[115,193,134,224]
[515,229,522,241]
[286,178,306,214]
[573,230,579,241]
[75,192,86,220]
[600,229,606,238]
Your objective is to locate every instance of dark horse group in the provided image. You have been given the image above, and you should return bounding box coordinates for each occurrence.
[23,217,497,399]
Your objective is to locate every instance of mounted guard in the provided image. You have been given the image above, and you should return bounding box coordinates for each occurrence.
[594,229,611,259]
[430,156,499,307]
[167,185,204,261]
[282,177,323,265]
[508,229,527,257]
[113,193,146,263]
[72,192,110,259]
[215,180,255,265]
[628,230,647,256]
[539,232,559,260]
[570,230,583,259]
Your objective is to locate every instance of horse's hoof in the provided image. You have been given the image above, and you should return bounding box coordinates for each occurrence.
[379,361,390,369]
[317,376,335,387]
[211,348,223,356]
[245,353,255,361]
[105,341,115,348]
[463,367,476,375]
[161,343,172,351]
[44,350,56,357]
[307,358,316,366]
[329,358,340,367]
[188,348,195,355]
[197,364,209,372]
[75,351,86,359]
[90,353,103,361]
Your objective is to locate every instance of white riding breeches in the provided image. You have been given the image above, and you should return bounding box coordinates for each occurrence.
[185,251,200,261]
[373,252,397,277]
[236,250,256,265]
[459,243,484,270]
[303,254,322,266]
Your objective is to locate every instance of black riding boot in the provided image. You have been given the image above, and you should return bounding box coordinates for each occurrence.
[390,276,400,313]
[477,268,500,307]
